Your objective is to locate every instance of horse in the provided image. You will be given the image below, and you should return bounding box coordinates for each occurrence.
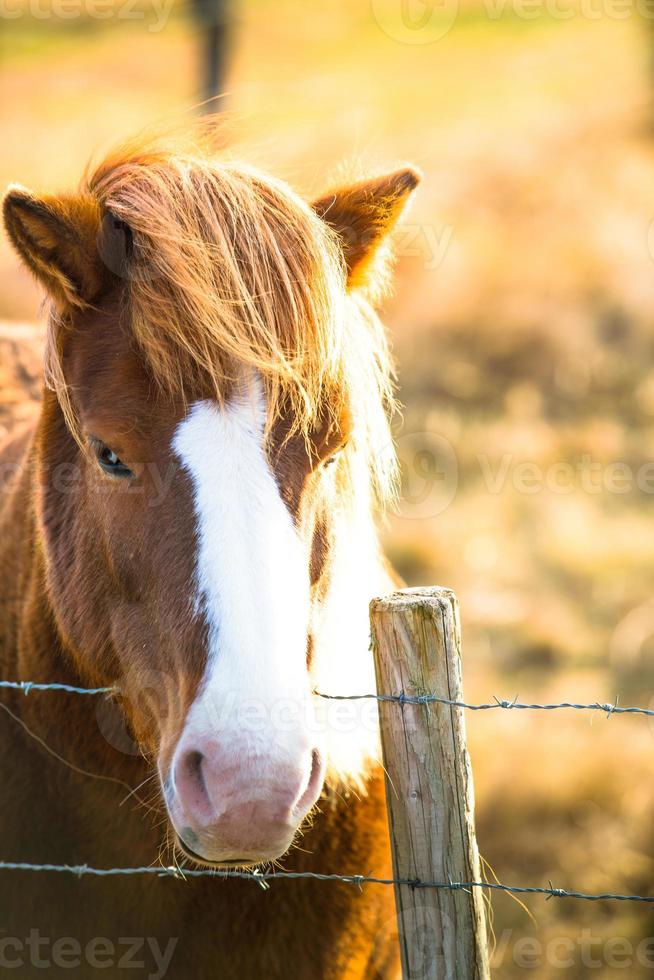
[0,137,419,979]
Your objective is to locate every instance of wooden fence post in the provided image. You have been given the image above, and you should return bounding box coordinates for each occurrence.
[370,586,489,980]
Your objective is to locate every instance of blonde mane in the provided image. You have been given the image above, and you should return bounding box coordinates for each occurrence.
[78,141,398,502]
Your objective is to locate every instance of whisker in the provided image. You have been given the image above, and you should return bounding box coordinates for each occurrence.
[119,771,158,806]
[0,702,134,795]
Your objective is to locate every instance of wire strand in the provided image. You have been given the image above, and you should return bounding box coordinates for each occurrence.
[0,862,651,903]
[1,679,652,720]
[2,678,653,905]
[0,681,117,696]
[315,691,651,718]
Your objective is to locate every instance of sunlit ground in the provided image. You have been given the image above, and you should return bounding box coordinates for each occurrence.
[4,2,654,973]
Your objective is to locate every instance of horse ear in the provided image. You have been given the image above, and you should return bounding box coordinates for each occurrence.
[312,168,421,292]
[2,186,107,309]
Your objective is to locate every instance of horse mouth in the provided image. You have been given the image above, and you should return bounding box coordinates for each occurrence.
[175,837,261,871]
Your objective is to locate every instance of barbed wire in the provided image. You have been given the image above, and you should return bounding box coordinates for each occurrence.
[0,861,651,904]
[315,691,654,718]
[2,679,653,720]
[1,679,653,906]
[0,681,116,696]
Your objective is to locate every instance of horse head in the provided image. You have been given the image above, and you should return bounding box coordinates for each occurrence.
[3,146,418,866]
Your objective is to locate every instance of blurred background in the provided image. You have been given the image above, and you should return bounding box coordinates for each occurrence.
[4,1,654,974]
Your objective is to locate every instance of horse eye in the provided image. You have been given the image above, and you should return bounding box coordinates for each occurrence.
[323,450,342,469]
[96,444,133,478]
[324,440,349,469]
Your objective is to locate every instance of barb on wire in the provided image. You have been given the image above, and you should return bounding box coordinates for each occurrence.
[315,691,654,719]
[0,862,652,904]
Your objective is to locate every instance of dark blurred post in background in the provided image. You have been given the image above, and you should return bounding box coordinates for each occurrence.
[191,0,234,110]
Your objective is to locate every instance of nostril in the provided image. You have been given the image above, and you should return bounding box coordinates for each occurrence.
[175,749,213,823]
[184,749,205,788]
[292,748,325,818]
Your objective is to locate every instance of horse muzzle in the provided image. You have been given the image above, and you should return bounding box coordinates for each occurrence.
[163,733,326,866]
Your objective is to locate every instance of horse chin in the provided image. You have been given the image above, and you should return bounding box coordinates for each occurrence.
[175,835,292,871]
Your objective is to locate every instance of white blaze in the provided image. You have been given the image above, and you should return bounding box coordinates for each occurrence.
[172,383,315,763]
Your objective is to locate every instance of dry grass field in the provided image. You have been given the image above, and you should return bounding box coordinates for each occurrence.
[5,2,654,973]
